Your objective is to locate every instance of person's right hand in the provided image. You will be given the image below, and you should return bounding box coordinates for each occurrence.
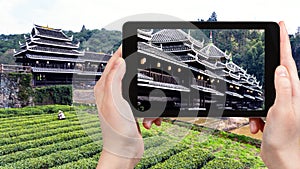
[250,21,300,168]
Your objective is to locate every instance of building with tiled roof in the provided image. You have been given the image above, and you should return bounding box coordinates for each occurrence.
[14,25,111,86]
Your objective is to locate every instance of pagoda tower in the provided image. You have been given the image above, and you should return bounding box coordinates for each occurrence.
[14,25,111,86]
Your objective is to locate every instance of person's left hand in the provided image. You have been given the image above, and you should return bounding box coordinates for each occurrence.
[94,47,142,168]
[94,47,161,168]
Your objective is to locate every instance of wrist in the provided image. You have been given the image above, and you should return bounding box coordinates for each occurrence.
[261,148,299,169]
[97,149,140,169]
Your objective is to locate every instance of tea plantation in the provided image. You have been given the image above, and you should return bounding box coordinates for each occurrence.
[0,105,266,168]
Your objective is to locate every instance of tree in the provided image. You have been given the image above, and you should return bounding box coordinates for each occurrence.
[80,25,87,33]
[197,12,217,22]
[207,12,217,22]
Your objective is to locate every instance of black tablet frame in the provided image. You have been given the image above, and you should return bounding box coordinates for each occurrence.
[122,21,279,117]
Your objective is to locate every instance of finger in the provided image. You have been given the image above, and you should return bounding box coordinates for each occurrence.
[111,57,126,97]
[143,118,159,129]
[279,21,300,97]
[97,46,122,85]
[142,118,154,129]
[249,118,265,134]
[272,66,293,117]
[105,57,137,124]
[154,118,162,126]
[105,58,124,98]
[94,46,123,103]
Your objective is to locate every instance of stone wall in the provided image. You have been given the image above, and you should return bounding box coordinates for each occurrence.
[0,73,33,108]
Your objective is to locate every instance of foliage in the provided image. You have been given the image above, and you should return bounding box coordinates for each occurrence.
[202,157,244,169]
[0,105,266,168]
[34,85,73,105]
[0,34,28,64]
[0,105,74,118]
[207,11,217,22]
[34,104,75,113]
[143,136,168,149]
[135,142,188,169]
[168,120,262,147]
[192,29,265,85]
[64,27,121,53]
[198,11,217,22]
[150,147,214,169]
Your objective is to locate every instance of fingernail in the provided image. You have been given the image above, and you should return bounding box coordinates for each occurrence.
[250,121,256,133]
[147,121,152,128]
[276,66,287,77]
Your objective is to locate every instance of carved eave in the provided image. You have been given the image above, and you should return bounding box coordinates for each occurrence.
[34,26,39,36]
[13,49,27,57]
[137,29,153,36]
[30,34,39,42]
[225,51,231,60]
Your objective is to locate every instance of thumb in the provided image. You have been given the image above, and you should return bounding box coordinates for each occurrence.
[111,58,126,96]
[273,65,292,113]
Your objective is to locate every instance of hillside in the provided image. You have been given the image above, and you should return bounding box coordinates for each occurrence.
[0,105,266,168]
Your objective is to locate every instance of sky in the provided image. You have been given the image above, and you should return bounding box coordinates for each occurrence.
[1,0,300,34]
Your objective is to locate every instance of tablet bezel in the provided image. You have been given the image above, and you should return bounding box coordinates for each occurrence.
[122,21,279,117]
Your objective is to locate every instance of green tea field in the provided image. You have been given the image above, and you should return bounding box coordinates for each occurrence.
[0,105,266,168]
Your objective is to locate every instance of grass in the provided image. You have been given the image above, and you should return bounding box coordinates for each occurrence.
[0,105,266,168]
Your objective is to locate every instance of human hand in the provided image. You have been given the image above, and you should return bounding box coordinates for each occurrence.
[94,47,142,168]
[94,47,161,168]
[250,21,300,168]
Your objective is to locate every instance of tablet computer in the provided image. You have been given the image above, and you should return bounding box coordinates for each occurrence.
[122,22,279,117]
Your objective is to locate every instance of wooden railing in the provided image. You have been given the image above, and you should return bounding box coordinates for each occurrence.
[0,64,31,73]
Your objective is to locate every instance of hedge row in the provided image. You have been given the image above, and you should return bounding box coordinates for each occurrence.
[50,153,100,169]
[201,157,244,169]
[0,105,74,118]
[143,136,168,150]
[0,113,56,124]
[0,127,100,156]
[0,133,101,165]
[0,115,90,138]
[1,110,97,130]
[150,147,214,169]
[0,119,100,146]
[166,119,262,148]
[2,141,102,169]
[0,115,65,129]
[34,85,73,106]
[135,142,188,169]
[0,112,97,134]
[0,112,78,129]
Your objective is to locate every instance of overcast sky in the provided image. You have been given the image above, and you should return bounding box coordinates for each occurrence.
[1,0,300,34]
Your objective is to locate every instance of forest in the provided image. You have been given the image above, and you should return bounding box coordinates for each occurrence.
[190,29,265,85]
